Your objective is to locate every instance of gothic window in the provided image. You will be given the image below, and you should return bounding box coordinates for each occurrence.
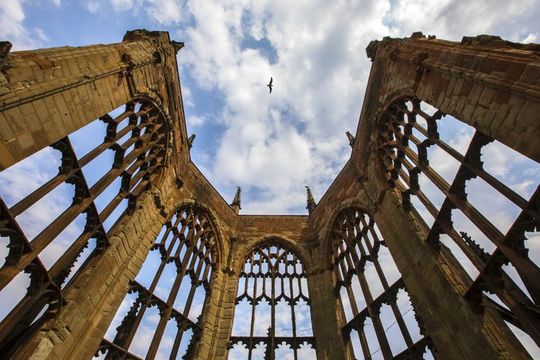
[229,242,316,359]
[378,97,540,355]
[0,99,168,356]
[96,205,217,359]
[331,208,433,359]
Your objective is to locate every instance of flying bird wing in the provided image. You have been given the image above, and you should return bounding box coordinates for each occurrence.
[267,77,273,93]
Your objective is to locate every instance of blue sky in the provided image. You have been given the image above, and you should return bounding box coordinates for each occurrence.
[1,0,540,358]
[2,0,539,214]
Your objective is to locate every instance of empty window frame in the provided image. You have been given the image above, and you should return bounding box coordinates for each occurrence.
[378,97,540,353]
[229,242,316,359]
[331,208,432,359]
[0,99,168,356]
[96,205,217,360]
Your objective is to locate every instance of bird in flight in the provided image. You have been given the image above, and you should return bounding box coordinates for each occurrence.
[267,77,273,93]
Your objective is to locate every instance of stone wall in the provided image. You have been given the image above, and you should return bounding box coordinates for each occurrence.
[0,30,538,360]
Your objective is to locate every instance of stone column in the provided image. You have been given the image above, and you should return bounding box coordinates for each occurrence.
[372,185,530,359]
[195,269,239,359]
[307,268,349,360]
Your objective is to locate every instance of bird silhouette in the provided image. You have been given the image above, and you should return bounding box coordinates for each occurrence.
[267,77,273,93]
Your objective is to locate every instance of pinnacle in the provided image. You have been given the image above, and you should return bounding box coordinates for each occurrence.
[305,186,316,214]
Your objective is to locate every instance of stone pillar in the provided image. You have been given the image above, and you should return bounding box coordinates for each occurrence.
[307,268,349,360]
[0,30,189,360]
[195,269,239,359]
[372,185,530,359]
[13,173,180,359]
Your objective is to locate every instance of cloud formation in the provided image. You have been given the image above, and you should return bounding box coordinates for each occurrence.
[176,0,539,213]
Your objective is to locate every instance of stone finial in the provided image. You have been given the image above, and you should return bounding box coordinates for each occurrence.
[230,187,241,214]
[346,131,355,148]
[188,134,196,149]
[305,186,317,214]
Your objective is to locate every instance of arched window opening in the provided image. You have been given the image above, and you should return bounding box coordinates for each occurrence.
[378,97,540,355]
[96,205,217,360]
[331,208,432,359]
[0,99,168,356]
[229,243,316,359]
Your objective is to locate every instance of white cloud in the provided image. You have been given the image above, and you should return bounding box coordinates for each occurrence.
[51,0,61,7]
[187,114,206,127]
[178,0,393,213]
[0,0,45,50]
[86,0,101,13]
[523,33,537,43]
[147,0,183,24]
[173,0,539,214]
[110,0,135,11]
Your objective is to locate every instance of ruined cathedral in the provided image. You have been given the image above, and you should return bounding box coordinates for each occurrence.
[0,29,539,360]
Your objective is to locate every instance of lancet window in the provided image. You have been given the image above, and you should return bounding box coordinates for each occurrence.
[229,242,316,359]
[331,208,433,359]
[96,205,217,359]
[378,97,540,355]
[0,99,168,356]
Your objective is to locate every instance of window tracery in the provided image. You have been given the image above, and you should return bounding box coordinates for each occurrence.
[0,99,168,356]
[331,208,433,359]
[96,205,217,359]
[229,242,316,360]
[377,97,540,353]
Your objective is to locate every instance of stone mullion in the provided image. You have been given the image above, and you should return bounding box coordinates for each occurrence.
[168,318,185,360]
[355,325,372,360]
[359,217,415,348]
[341,224,369,321]
[411,120,530,211]
[0,138,92,290]
[145,228,201,357]
[288,274,297,360]
[333,211,395,359]
[147,241,206,359]
[49,228,96,287]
[388,293,414,349]
[182,245,210,321]
[270,260,276,360]
[114,217,185,352]
[108,288,145,353]
[343,267,360,318]
[395,129,540,289]
[88,127,163,200]
[248,253,257,359]
[115,212,188,353]
[350,252,392,359]
[396,157,488,274]
[375,191,511,359]
[199,258,212,292]
[402,119,540,315]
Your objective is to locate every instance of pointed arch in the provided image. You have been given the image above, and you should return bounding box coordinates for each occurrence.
[329,207,433,358]
[229,240,316,359]
[97,204,220,359]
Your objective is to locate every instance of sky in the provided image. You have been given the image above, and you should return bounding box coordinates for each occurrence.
[1,0,540,359]
[1,0,539,214]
